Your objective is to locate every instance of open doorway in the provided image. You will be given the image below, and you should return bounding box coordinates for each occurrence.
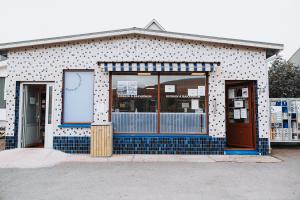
[19,83,54,148]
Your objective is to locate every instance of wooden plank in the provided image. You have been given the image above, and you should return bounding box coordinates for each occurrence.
[90,125,112,157]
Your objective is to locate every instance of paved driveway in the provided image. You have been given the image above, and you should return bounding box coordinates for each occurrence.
[0,148,299,200]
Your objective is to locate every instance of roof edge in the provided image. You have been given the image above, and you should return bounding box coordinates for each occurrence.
[0,27,284,52]
[288,47,300,61]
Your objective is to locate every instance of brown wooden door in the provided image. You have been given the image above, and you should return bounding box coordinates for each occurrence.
[225,81,256,148]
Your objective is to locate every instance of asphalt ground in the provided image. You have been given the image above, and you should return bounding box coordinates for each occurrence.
[0,147,299,200]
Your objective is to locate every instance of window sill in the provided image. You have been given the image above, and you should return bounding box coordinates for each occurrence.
[58,124,91,128]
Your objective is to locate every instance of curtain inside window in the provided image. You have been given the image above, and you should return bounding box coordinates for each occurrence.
[63,71,94,123]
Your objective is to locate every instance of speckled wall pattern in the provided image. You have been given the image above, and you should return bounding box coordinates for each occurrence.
[5,35,269,140]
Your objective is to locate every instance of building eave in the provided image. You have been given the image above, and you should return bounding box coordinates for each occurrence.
[0,27,283,57]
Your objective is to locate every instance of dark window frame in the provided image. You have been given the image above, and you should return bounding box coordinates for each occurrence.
[109,72,209,135]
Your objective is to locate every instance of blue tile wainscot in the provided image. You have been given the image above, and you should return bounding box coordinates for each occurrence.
[53,134,226,154]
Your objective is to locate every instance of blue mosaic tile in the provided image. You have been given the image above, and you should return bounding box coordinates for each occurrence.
[53,136,90,154]
[113,135,226,155]
[52,135,226,155]
[5,82,20,150]
[5,136,16,149]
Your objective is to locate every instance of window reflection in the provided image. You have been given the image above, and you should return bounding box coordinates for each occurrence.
[160,75,206,113]
[160,75,206,133]
[111,73,207,134]
[112,74,158,112]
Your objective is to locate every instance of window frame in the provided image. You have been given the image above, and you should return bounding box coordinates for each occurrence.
[0,77,6,109]
[62,69,95,124]
[109,72,209,135]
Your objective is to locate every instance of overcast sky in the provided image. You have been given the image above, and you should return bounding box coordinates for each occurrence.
[0,0,299,59]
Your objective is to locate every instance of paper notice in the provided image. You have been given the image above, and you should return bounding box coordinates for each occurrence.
[117,81,128,96]
[240,108,247,119]
[182,102,189,108]
[165,85,175,93]
[242,88,248,98]
[228,89,235,99]
[117,81,137,96]
[234,100,243,108]
[191,99,199,109]
[197,86,205,96]
[188,89,198,97]
[234,109,240,119]
[127,81,137,96]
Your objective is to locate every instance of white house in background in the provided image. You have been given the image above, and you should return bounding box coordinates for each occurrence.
[0,55,7,130]
[289,48,300,66]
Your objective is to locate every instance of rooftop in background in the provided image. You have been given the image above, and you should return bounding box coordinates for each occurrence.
[288,48,300,66]
[0,19,283,58]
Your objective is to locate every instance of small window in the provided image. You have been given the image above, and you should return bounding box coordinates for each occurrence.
[0,77,6,109]
[63,71,94,123]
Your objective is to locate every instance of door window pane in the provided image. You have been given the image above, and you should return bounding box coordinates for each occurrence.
[112,74,158,133]
[160,75,206,133]
[227,86,249,123]
[63,71,94,123]
[47,86,53,124]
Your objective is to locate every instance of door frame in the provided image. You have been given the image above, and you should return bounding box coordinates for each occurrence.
[17,82,55,148]
[225,80,257,149]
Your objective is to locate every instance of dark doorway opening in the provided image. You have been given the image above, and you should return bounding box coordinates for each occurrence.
[20,84,47,148]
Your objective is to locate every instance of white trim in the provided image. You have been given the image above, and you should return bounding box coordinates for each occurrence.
[144,19,166,31]
[17,84,24,148]
[17,82,54,148]
[45,83,54,149]
[0,27,283,52]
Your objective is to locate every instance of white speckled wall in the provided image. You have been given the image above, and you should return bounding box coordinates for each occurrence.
[5,35,269,138]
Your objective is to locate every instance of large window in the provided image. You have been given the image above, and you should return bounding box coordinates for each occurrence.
[112,74,158,133]
[63,70,94,123]
[160,75,206,133]
[111,73,207,134]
